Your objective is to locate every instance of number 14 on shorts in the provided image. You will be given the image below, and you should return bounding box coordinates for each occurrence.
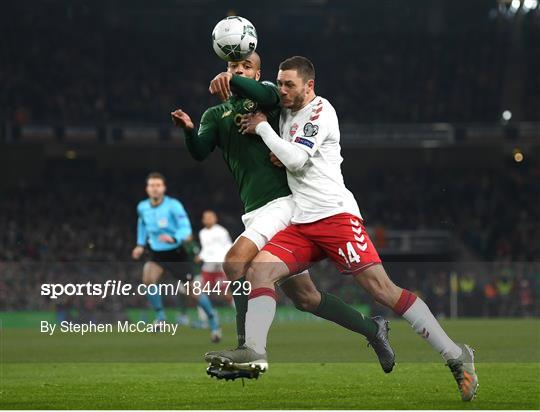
[338,218,369,268]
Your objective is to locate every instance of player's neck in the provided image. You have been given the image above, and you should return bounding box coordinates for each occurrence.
[150,196,165,207]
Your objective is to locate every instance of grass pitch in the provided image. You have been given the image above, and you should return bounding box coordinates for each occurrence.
[1,319,539,409]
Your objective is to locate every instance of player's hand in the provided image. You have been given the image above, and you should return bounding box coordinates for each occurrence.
[269,152,284,168]
[209,72,232,102]
[239,112,268,134]
[171,109,195,130]
[193,255,202,264]
[158,234,176,243]
[132,246,144,260]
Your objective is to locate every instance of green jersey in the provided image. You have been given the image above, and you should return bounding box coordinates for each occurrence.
[185,75,291,213]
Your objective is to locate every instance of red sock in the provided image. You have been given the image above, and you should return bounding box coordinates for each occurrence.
[249,287,277,301]
[393,289,417,315]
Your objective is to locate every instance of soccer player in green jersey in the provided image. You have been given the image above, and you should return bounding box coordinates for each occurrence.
[171,52,393,379]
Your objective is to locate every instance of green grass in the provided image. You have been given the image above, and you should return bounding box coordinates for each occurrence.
[1,319,539,409]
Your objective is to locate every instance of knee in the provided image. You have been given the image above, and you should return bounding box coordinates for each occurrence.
[245,258,284,288]
[245,264,272,284]
[223,252,247,281]
[142,262,159,285]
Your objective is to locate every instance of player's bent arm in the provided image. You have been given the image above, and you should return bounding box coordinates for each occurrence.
[255,122,309,172]
[184,129,216,161]
[230,75,279,108]
[172,200,193,243]
[184,110,218,161]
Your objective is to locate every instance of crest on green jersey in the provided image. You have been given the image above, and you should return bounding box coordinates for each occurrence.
[243,99,257,112]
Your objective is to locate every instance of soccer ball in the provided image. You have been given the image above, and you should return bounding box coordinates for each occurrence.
[212,16,257,62]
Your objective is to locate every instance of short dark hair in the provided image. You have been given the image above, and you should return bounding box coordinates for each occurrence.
[278,56,315,82]
[146,172,166,184]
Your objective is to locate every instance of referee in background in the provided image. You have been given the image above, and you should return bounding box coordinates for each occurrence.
[132,172,221,342]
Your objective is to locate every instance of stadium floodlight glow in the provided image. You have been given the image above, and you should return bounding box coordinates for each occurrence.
[513,148,524,163]
[510,0,521,11]
[523,0,538,11]
[502,110,512,121]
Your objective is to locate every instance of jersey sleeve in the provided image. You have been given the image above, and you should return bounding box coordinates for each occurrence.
[255,122,309,172]
[292,105,331,157]
[136,204,147,246]
[230,75,280,108]
[171,200,192,243]
[185,109,218,161]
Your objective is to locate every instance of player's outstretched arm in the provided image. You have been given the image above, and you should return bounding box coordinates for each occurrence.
[209,72,279,107]
[230,75,280,108]
[172,200,193,244]
[171,108,217,161]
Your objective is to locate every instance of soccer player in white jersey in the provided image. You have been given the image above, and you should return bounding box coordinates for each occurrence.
[207,56,479,402]
[198,210,233,302]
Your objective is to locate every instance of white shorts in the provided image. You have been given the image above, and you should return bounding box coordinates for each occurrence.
[237,195,294,251]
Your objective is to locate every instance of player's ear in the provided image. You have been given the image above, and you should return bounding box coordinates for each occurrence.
[307,79,315,93]
[255,70,261,81]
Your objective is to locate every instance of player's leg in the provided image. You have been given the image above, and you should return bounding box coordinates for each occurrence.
[223,234,372,348]
[243,250,290,354]
[192,272,213,329]
[194,271,220,340]
[142,261,166,322]
[207,225,318,372]
[207,250,291,372]
[278,272,379,342]
[196,291,221,343]
[176,292,190,326]
[220,196,298,347]
[222,235,259,346]
[354,264,478,400]
[354,264,460,358]
[300,213,396,372]
[175,282,190,326]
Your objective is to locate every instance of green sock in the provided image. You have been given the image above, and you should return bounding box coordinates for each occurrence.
[313,291,378,340]
[233,276,248,346]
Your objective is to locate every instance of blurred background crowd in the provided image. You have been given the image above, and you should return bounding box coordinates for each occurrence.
[1,0,539,126]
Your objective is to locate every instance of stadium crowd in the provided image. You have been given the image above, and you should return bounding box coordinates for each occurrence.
[1,1,539,126]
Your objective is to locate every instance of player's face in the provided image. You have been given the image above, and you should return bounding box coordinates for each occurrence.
[227,58,261,81]
[277,70,313,111]
[202,211,217,228]
[146,178,166,200]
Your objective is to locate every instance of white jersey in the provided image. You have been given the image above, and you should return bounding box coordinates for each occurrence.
[279,96,361,224]
[198,224,232,265]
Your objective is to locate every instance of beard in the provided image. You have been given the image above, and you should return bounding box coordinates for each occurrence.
[289,90,307,112]
[290,95,304,111]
